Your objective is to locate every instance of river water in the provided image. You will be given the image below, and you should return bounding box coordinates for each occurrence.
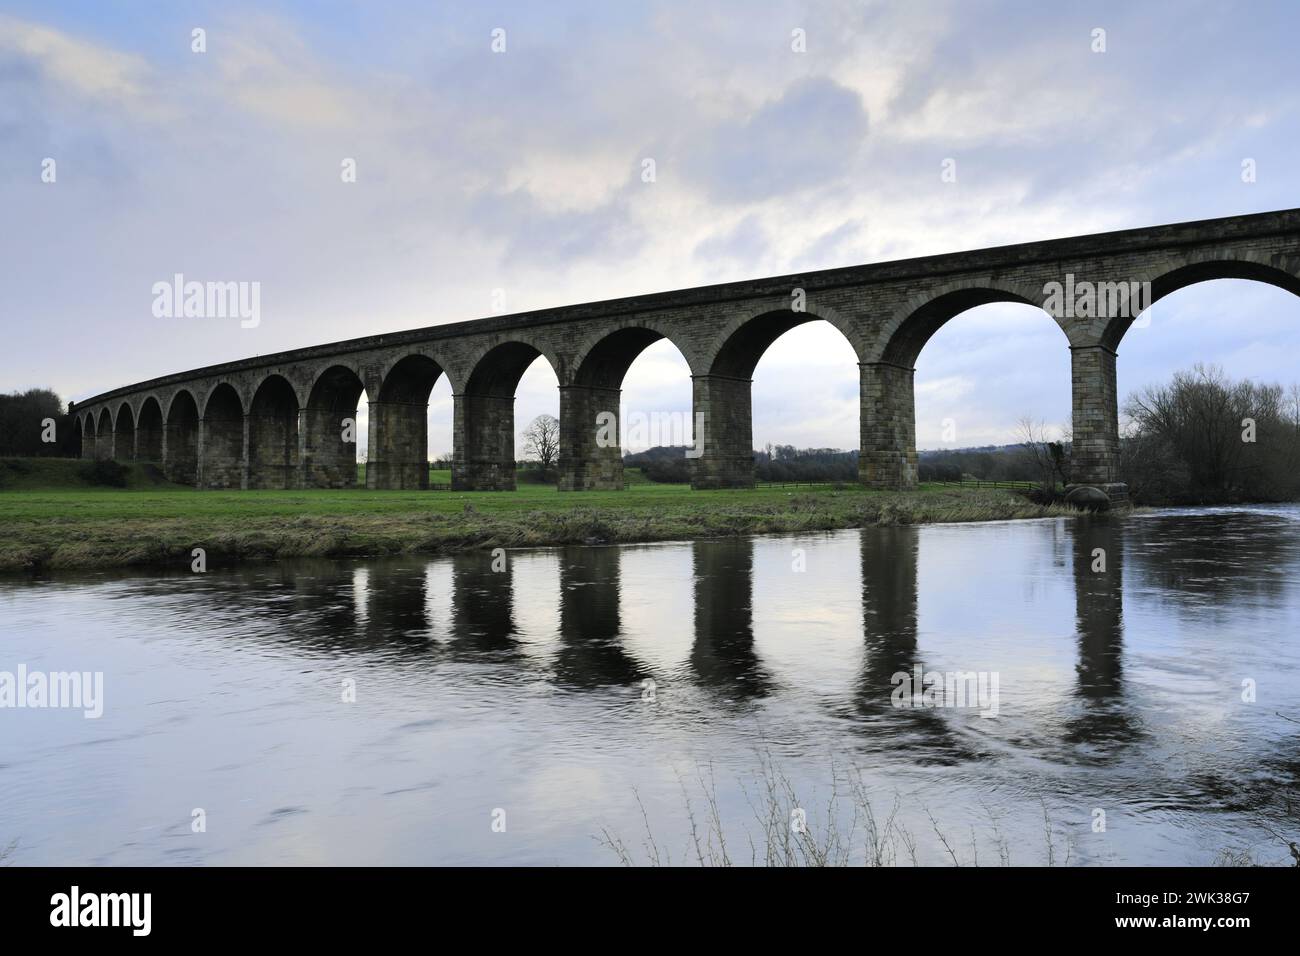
[2,507,1298,866]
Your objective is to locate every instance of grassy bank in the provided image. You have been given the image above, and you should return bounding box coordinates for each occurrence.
[0,457,1077,573]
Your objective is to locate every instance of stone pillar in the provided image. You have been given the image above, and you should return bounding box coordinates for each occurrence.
[366,401,428,489]
[197,415,247,489]
[81,426,95,460]
[301,407,358,488]
[453,393,516,491]
[558,385,622,491]
[1070,346,1120,486]
[247,409,299,490]
[163,420,198,485]
[859,362,916,489]
[95,429,113,460]
[690,374,753,489]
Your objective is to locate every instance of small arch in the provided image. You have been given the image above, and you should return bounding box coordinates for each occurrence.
[166,389,200,484]
[201,382,245,489]
[248,374,300,489]
[136,395,164,462]
[115,401,137,460]
[367,354,450,489]
[1102,257,1300,351]
[95,408,114,460]
[79,411,96,460]
[377,354,445,404]
[456,342,562,490]
[305,364,368,488]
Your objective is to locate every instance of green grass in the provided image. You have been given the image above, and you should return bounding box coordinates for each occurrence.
[0,457,1078,573]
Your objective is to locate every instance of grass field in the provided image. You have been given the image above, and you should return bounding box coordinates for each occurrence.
[0,457,1077,573]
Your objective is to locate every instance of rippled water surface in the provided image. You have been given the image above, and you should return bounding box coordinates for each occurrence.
[3,508,1299,865]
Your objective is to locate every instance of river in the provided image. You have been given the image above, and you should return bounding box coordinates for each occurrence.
[2,507,1298,865]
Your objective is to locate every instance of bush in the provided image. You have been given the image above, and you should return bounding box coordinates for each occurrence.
[919,462,963,482]
[642,458,692,483]
[80,459,129,487]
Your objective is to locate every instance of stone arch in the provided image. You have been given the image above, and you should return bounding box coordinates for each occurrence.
[165,389,200,484]
[114,401,137,460]
[706,304,863,378]
[135,395,164,462]
[376,346,462,397]
[303,363,368,488]
[462,339,564,396]
[455,341,562,490]
[247,373,300,489]
[201,382,245,489]
[858,282,1067,490]
[1101,251,1300,351]
[94,407,114,460]
[569,320,702,381]
[875,281,1057,368]
[79,410,96,460]
[365,352,454,490]
[559,323,696,490]
[692,306,862,490]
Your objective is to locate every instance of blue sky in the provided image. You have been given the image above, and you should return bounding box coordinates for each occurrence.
[3,0,1299,456]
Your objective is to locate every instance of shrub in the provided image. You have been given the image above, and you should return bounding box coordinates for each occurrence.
[80,459,129,487]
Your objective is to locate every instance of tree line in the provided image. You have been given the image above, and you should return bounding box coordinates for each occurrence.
[0,389,78,457]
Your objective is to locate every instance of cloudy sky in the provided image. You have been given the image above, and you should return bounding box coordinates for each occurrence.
[3,0,1298,456]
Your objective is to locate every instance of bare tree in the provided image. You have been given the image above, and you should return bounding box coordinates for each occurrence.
[522,414,560,478]
[1016,417,1068,492]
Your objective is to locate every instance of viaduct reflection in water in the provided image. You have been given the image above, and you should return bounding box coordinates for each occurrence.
[107,521,1199,742]
[689,538,772,702]
[1065,518,1136,749]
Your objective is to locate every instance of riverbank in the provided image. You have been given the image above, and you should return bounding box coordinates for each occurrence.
[0,473,1082,573]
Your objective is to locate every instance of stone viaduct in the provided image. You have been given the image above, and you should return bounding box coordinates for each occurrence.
[70,208,1300,493]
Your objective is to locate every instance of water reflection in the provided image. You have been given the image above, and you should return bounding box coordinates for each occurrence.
[554,546,647,687]
[690,538,772,703]
[446,551,520,657]
[10,508,1300,865]
[1064,518,1138,749]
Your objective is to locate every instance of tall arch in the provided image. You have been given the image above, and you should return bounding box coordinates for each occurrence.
[94,408,114,460]
[136,396,164,462]
[1072,260,1300,487]
[456,342,559,491]
[165,390,200,485]
[864,287,1061,489]
[370,354,447,489]
[305,364,367,488]
[563,326,691,490]
[201,383,245,489]
[247,374,300,489]
[116,402,138,461]
[695,309,860,489]
[1102,258,1300,352]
